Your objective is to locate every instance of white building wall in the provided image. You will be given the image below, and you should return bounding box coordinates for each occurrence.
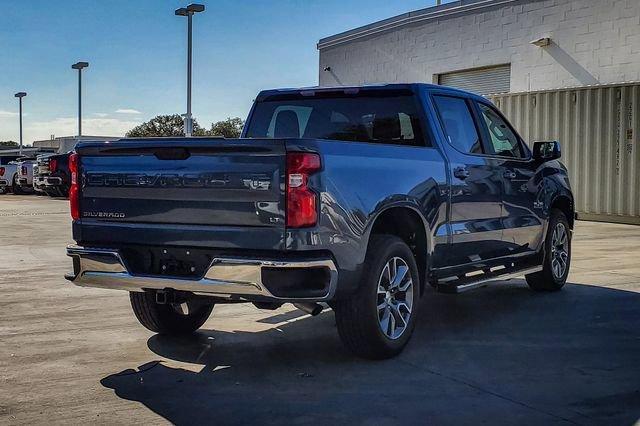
[318,0,640,92]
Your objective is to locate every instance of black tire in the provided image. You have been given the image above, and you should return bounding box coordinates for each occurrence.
[334,235,420,359]
[526,208,571,291]
[44,188,58,197]
[130,291,214,335]
[58,186,69,198]
[12,175,24,195]
[49,187,63,197]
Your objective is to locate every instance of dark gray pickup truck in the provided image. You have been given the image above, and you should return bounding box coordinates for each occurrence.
[66,84,574,359]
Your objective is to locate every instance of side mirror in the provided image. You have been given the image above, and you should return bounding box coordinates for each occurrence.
[533,140,561,162]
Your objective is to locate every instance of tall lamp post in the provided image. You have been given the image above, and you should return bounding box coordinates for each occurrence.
[71,61,89,137]
[175,3,205,137]
[14,92,26,155]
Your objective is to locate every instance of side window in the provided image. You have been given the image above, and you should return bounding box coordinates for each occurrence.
[433,95,483,154]
[477,103,524,158]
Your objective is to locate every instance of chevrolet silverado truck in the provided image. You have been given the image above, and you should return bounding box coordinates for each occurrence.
[65,84,574,359]
[16,158,38,193]
[0,157,17,194]
[35,152,71,197]
[0,156,28,194]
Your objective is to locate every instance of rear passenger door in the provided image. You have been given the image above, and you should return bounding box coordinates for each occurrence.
[431,93,507,268]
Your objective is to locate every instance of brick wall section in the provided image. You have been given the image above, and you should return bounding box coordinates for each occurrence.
[318,0,640,91]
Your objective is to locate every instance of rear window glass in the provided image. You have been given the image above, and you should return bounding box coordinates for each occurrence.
[245,94,428,146]
[0,156,19,165]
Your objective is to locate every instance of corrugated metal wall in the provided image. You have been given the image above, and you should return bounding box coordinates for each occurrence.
[490,82,640,225]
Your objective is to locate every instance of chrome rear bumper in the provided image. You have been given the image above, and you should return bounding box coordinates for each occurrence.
[34,176,63,186]
[44,176,63,186]
[65,245,338,302]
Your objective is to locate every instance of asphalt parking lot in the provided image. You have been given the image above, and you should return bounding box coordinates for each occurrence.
[1,195,639,425]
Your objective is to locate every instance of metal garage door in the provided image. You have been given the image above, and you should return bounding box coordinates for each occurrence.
[439,65,511,95]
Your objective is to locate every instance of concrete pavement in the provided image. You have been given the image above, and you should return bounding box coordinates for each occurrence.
[1,195,639,425]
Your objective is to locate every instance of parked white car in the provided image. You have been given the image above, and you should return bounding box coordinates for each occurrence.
[0,155,20,194]
[31,162,46,194]
[0,161,20,194]
[16,159,38,194]
[0,156,37,195]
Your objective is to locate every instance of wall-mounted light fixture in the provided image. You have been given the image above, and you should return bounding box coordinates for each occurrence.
[323,66,332,72]
[530,37,551,47]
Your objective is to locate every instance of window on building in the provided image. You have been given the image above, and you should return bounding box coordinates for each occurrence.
[433,95,482,154]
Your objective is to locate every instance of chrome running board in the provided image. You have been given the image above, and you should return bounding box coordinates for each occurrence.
[437,265,543,294]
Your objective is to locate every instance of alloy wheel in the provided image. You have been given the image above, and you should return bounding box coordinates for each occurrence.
[377,256,414,340]
[550,222,569,279]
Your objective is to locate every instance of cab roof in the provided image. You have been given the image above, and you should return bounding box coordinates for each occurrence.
[255,83,487,102]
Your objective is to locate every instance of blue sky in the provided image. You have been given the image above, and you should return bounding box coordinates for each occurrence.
[0,0,435,142]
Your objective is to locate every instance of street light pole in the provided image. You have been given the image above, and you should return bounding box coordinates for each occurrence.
[14,92,26,155]
[187,11,192,136]
[175,3,205,137]
[71,61,89,137]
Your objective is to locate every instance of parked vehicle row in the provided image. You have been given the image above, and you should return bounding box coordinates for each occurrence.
[0,152,71,197]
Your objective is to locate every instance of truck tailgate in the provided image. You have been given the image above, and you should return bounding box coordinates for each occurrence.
[76,139,285,229]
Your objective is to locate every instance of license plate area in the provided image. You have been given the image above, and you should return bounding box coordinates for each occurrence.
[120,246,212,279]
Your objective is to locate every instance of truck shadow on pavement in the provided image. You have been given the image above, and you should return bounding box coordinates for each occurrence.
[101,281,640,425]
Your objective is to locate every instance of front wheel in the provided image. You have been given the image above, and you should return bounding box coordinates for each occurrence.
[334,235,420,359]
[130,291,214,335]
[526,208,571,291]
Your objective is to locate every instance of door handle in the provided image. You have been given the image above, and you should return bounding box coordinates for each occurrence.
[503,170,517,179]
[453,167,470,180]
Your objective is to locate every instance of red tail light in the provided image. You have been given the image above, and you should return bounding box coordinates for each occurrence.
[50,159,57,172]
[69,153,80,220]
[0,167,4,177]
[286,152,321,228]
[21,165,27,175]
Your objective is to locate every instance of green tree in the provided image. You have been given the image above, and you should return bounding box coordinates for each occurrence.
[125,114,207,137]
[0,141,18,148]
[208,117,244,138]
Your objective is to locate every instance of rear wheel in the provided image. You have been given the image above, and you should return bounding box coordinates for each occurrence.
[334,235,420,359]
[12,175,24,195]
[58,186,69,198]
[526,208,571,291]
[44,188,58,197]
[130,291,214,335]
[44,187,65,197]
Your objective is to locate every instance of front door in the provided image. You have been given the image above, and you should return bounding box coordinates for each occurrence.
[473,101,544,258]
